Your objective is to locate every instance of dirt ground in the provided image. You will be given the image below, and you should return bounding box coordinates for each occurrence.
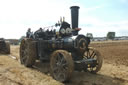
[0,40,128,85]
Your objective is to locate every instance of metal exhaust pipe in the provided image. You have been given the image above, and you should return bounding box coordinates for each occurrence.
[70,6,80,35]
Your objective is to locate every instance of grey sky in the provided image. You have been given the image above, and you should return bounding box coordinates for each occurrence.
[0,0,128,39]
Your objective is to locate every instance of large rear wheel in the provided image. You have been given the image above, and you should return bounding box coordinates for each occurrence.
[20,38,37,67]
[50,50,74,82]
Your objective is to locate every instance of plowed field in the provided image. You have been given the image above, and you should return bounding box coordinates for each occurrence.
[0,40,128,85]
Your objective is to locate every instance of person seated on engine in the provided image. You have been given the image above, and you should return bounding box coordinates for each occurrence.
[26,28,31,38]
[26,28,35,38]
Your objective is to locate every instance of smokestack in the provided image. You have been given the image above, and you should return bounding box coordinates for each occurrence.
[70,6,80,35]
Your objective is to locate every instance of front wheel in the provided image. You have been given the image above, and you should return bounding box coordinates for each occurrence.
[50,50,74,82]
[83,47,103,73]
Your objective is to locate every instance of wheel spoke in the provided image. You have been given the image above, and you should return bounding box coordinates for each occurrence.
[62,64,68,71]
[56,53,62,63]
[86,51,89,58]
[62,60,67,67]
[53,66,59,73]
[56,72,61,80]
[83,54,88,59]
[59,73,66,81]
[60,57,66,65]
[90,51,94,58]
[90,51,96,58]
[93,54,97,59]
[89,51,92,58]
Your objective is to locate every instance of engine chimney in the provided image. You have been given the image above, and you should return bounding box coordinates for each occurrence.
[70,6,80,35]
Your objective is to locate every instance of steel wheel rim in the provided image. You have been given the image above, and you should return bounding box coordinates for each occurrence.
[83,48,100,72]
[52,52,68,82]
[20,39,28,64]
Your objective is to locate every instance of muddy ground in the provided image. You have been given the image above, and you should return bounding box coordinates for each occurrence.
[0,40,128,85]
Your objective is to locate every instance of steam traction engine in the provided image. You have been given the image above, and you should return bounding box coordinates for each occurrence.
[20,6,103,82]
[0,38,10,54]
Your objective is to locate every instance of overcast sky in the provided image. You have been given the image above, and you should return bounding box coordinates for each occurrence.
[0,0,128,39]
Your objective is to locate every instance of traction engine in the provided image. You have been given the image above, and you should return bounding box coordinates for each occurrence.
[20,6,103,82]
